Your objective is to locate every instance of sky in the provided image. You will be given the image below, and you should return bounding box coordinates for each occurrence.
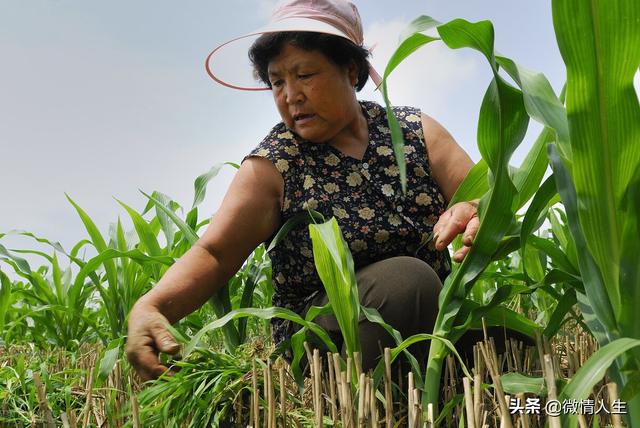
[1,0,637,268]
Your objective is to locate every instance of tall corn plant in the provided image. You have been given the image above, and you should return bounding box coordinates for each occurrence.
[549,0,640,425]
[382,0,640,424]
[0,238,104,347]
[308,217,361,360]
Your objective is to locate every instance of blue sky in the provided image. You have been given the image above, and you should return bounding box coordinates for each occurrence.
[1,0,632,264]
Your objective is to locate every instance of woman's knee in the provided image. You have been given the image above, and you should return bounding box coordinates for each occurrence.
[357,256,442,310]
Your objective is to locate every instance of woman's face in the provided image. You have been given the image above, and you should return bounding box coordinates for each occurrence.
[267,43,360,143]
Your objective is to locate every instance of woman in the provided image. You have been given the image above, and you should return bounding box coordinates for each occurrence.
[126,0,479,380]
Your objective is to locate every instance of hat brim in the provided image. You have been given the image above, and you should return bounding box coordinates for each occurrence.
[205,18,354,91]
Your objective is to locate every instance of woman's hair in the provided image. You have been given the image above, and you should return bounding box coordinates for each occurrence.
[248,31,370,92]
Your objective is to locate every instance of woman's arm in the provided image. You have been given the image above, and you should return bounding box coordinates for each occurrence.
[420,112,479,262]
[126,157,283,380]
[421,112,473,202]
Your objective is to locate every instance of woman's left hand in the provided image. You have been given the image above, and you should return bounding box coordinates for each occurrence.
[433,200,479,263]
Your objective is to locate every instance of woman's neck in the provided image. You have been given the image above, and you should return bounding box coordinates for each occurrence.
[329,101,369,160]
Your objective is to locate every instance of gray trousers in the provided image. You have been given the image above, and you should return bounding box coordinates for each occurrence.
[308,256,442,372]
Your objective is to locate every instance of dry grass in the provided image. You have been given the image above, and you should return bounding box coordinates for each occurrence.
[1,321,627,427]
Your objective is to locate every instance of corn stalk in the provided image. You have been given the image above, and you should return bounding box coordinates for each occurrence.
[382,0,639,424]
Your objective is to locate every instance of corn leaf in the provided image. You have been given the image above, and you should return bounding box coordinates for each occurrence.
[422,18,531,412]
[543,288,577,338]
[468,305,540,339]
[448,160,489,207]
[266,210,324,252]
[0,243,32,275]
[495,56,569,150]
[0,271,12,333]
[381,20,442,194]
[438,19,495,66]
[619,164,640,344]
[151,191,177,249]
[309,217,360,357]
[528,236,578,276]
[370,330,471,388]
[559,338,640,426]
[97,338,123,382]
[66,194,118,290]
[115,198,162,258]
[548,144,617,338]
[512,127,556,208]
[501,373,547,396]
[192,162,238,209]
[184,306,338,358]
[141,191,199,245]
[398,15,441,43]
[552,0,640,320]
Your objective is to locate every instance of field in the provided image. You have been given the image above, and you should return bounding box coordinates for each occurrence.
[1,0,639,426]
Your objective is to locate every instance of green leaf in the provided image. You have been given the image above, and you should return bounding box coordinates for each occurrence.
[543,288,577,338]
[552,0,640,320]
[548,144,617,337]
[435,394,464,426]
[512,127,556,208]
[468,305,540,339]
[528,236,578,276]
[437,19,496,67]
[98,338,123,382]
[115,198,163,257]
[0,271,12,333]
[141,191,199,245]
[501,373,547,396]
[309,218,360,357]
[192,163,237,209]
[369,330,472,389]
[381,20,442,194]
[7,230,67,257]
[0,244,32,275]
[51,252,64,303]
[152,191,177,249]
[66,194,118,289]
[208,284,240,353]
[424,19,529,411]
[559,338,640,426]
[448,160,489,207]
[618,163,640,343]
[266,210,324,252]
[384,33,439,82]
[398,15,441,43]
[184,306,338,358]
[71,248,173,310]
[495,56,569,149]
[620,371,640,402]
[436,78,528,330]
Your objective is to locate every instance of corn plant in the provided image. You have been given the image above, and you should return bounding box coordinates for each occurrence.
[0,240,105,348]
[382,0,640,424]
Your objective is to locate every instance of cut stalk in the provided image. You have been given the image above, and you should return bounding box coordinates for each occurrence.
[543,354,560,428]
[463,377,476,428]
[383,348,393,428]
[327,353,338,423]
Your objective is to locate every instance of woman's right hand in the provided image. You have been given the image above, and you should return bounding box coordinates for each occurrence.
[125,157,282,381]
[126,304,180,381]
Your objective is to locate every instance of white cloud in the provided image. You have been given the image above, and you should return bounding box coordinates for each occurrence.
[362,20,482,108]
[359,20,488,161]
[257,0,280,20]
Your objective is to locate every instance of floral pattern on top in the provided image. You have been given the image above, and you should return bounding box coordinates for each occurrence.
[243,100,450,348]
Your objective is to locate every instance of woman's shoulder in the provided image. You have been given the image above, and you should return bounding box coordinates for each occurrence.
[244,122,302,175]
[359,100,423,141]
[359,100,421,124]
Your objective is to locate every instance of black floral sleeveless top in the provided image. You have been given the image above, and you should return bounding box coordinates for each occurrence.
[244,100,450,346]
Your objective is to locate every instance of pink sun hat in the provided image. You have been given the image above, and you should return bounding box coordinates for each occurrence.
[205,0,382,91]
